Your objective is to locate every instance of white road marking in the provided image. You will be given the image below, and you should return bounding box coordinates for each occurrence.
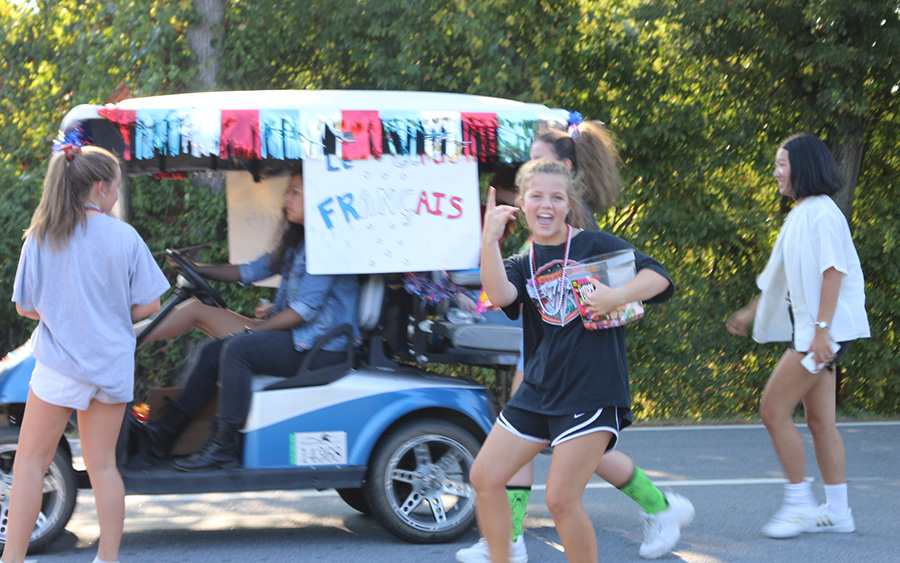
[626,420,900,431]
[534,475,889,491]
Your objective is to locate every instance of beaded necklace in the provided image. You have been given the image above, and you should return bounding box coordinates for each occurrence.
[84,205,102,213]
[528,224,572,321]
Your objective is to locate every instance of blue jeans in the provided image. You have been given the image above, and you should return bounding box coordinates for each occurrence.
[176,330,344,425]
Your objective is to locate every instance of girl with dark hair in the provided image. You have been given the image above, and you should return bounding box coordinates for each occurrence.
[134,171,360,472]
[7,147,169,563]
[727,132,869,538]
[777,132,843,199]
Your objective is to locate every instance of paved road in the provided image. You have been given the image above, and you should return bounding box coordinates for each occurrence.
[24,421,900,562]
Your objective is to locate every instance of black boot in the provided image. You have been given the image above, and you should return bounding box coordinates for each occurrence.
[131,401,194,460]
[173,416,240,472]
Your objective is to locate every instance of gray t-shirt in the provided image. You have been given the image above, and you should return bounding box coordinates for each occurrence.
[12,214,169,396]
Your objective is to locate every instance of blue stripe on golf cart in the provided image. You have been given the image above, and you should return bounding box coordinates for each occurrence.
[0,351,34,405]
[242,387,492,469]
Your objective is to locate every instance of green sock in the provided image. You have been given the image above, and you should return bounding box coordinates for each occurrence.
[618,465,668,515]
[507,486,531,541]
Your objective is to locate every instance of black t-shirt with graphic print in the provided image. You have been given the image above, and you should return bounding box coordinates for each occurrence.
[503,230,673,417]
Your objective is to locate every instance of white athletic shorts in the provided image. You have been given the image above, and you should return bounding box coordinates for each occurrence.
[30,360,129,410]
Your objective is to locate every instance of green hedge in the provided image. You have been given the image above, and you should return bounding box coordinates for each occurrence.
[2,0,897,420]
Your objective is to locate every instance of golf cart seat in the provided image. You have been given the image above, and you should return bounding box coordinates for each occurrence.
[251,274,385,391]
[435,268,521,352]
[409,270,522,368]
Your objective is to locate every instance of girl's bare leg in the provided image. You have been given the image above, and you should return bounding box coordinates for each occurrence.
[137,298,251,343]
[760,349,824,483]
[506,462,534,488]
[801,368,845,484]
[470,423,545,563]
[545,432,611,563]
[0,391,71,563]
[506,371,535,487]
[77,401,128,563]
[594,449,636,487]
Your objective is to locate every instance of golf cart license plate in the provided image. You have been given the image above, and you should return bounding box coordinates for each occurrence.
[289,431,348,466]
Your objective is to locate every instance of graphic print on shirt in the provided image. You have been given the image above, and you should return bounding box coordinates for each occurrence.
[525,258,581,326]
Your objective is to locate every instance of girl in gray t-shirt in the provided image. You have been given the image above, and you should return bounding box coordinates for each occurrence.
[7,146,168,563]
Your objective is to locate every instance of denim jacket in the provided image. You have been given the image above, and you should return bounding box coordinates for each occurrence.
[240,244,360,352]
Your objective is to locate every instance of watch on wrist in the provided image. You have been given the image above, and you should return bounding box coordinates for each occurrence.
[814,321,829,330]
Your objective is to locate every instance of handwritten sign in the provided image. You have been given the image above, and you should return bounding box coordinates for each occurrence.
[226,171,285,287]
[303,156,481,274]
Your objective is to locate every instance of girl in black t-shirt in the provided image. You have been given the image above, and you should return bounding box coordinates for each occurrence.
[460,124,694,563]
[471,159,682,563]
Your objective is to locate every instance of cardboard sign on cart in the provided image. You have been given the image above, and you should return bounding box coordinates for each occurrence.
[303,156,481,274]
[226,171,288,287]
[225,157,481,276]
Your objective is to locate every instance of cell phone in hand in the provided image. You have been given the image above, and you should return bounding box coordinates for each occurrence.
[801,341,841,374]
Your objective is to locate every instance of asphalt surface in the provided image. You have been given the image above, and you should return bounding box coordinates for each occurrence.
[24,421,900,562]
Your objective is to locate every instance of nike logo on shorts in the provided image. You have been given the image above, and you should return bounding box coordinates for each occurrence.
[574,413,585,419]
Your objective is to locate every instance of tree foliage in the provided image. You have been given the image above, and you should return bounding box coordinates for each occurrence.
[1,0,898,419]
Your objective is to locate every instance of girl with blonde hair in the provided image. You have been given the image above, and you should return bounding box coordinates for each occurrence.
[6,146,169,563]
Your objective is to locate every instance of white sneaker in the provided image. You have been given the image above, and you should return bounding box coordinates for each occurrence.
[808,504,855,534]
[639,492,695,559]
[455,535,528,563]
[761,504,817,538]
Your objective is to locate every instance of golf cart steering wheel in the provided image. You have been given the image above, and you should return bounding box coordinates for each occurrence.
[165,249,228,309]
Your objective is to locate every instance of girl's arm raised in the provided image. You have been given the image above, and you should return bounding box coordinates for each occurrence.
[481,187,519,308]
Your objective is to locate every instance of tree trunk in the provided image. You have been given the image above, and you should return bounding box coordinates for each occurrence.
[187,0,225,91]
[830,117,866,227]
[186,0,226,192]
[828,116,866,406]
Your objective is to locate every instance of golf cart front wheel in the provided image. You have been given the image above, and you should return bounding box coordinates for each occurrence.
[336,487,372,515]
[0,428,78,554]
[366,418,480,543]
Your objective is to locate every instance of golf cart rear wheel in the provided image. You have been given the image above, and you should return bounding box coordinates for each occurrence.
[366,418,479,543]
[0,428,78,554]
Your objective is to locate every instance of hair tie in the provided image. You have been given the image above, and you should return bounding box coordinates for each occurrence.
[567,111,584,141]
[60,144,81,162]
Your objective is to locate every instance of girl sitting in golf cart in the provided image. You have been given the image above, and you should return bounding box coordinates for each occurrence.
[134,169,360,471]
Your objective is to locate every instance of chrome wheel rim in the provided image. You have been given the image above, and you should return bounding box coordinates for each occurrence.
[0,442,71,542]
[382,434,475,533]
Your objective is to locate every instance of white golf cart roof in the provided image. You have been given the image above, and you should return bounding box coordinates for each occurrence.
[60,90,567,130]
[57,90,576,274]
[56,89,573,174]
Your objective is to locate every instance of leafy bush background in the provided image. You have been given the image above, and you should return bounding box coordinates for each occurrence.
[1,0,897,420]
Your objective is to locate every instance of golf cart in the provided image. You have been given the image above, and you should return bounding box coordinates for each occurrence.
[0,90,575,552]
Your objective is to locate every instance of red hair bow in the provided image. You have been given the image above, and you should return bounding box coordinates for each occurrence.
[60,144,81,161]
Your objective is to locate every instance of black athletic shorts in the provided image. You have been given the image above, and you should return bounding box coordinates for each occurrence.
[497,405,628,450]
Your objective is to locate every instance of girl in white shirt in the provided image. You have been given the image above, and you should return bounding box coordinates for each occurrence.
[727,132,869,540]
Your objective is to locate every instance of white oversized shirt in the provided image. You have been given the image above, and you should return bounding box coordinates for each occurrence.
[753,195,869,350]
